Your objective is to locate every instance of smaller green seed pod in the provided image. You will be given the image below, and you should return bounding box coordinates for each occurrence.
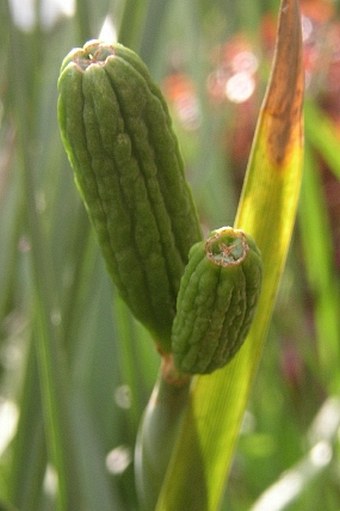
[171,226,262,374]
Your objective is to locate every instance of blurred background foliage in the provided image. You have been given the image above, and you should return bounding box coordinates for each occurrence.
[0,0,339,509]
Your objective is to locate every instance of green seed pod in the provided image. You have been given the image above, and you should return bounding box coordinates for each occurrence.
[172,227,262,374]
[57,40,201,350]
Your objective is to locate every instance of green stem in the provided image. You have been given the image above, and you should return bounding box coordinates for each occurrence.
[134,363,191,510]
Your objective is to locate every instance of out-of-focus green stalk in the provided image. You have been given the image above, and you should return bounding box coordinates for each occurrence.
[156,0,304,509]
[8,342,47,511]
[304,101,340,179]
[8,23,83,511]
[118,0,151,50]
[299,143,340,391]
[75,0,92,41]
[138,0,170,64]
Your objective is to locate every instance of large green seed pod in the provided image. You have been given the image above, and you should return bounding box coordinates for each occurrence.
[172,227,262,374]
[57,40,201,350]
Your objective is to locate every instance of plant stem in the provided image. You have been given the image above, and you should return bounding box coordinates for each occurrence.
[134,361,191,510]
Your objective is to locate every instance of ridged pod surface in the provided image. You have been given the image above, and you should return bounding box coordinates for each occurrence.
[57,40,202,350]
[172,227,262,374]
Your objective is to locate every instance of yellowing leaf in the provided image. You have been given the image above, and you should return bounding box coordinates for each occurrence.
[157,0,304,509]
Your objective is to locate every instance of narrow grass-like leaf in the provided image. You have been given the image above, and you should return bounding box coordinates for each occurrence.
[8,24,84,510]
[299,144,340,390]
[304,101,340,179]
[118,0,151,50]
[157,0,304,509]
[8,343,47,511]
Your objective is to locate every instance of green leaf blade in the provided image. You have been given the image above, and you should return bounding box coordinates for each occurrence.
[156,0,304,509]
